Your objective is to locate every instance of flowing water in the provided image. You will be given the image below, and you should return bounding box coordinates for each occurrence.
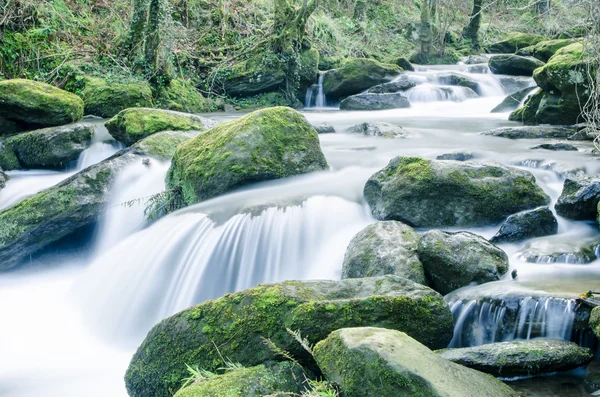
[1,63,599,396]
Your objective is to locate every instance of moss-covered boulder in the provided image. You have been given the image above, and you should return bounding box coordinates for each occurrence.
[342,221,426,285]
[517,38,579,62]
[0,79,84,127]
[156,79,209,113]
[313,327,519,397]
[436,72,481,94]
[130,130,199,161]
[364,157,550,227]
[74,77,153,118]
[591,307,600,339]
[173,362,305,397]
[490,206,558,244]
[366,75,417,93]
[125,276,453,397]
[393,57,414,71]
[438,339,593,377]
[105,108,217,146]
[491,87,537,113]
[166,107,328,206]
[417,230,509,295]
[555,175,600,220]
[481,125,578,139]
[0,123,93,170]
[219,53,285,97]
[323,58,401,100]
[489,55,545,76]
[486,32,546,54]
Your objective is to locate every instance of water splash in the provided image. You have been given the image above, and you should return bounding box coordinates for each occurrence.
[305,72,327,108]
[405,84,478,103]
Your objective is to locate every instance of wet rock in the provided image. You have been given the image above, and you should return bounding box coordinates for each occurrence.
[323,58,401,100]
[584,359,600,394]
[418,230,509,295]
[0,116,23,137]
[167,107,328,206]
[517,38,579,62]
[156,78,210,114]
[436,152,476,161]
[465,64,489,74]
[0,169,8,190]
[313,327,519,397]
[125,276,454,397]
[105,108,217,146]
[173,362,305,397]
[491,87,537,113]
[555,175,600,220]
[0,79,84,127]
[489,55,545,76]
[497,76,537,95]
[339,92,411,111]
[364,157,550,227]
[486,32,546,54]
[346,122,407,138]
[342,221,426,284]
[464,55,489,64]
[518,239,597,264]
[438,339,593,377]
[367,75,417,93]
[130,130,201,161]
[436,72,481,94]
[0,123,93,170]
[516,159,585,179]
[531,142,578,151]
[313,123,335,134]
[490,207,558,244]
[393,57,414,71]
[590,307,600,339]
[482,125,578,139]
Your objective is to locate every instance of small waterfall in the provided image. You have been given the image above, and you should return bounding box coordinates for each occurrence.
[405,84,478,103]
[76,122,123,171]
[448,297,577,348]
[305,72,327,108]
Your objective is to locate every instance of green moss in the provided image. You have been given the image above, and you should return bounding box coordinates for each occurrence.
[132,131,195,161]
[518,39,579,62]
[486,32,546,53]
[323,58,401,99]
[590,307,600,339]
[157,79,209,113]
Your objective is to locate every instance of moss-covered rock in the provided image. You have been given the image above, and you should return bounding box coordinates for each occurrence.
[124,276,454,397]
[436,72,481,94]
[297,48,320,92]
[342,221,426,285]
[366,75,417,93]
[105,108,217,146]
[591,307,600,339]
[74,77,153,118]
[486,32,546,54]
[0,123,93,170]
[489,55,545,76]
[0,79,84,127]
[584,359,600,395]
[508,89,544,123]
[393,57,414,71]
[0,169,8,190]
[166,107,328,206]
[131,130,199,161]
[438,339,593,377]
[0,116,22,137]
[517,38,579,62]
[490,206,558,244]
[339,92,410,110]
[323,58,401,100]
[156,79,209,113]
[417,230,509,295]
[481,125,578,139]
[364,157,550,227]
[173,362,305,397]
[313,327,519,397]
[555,175,600,220]
[218,53,286,97]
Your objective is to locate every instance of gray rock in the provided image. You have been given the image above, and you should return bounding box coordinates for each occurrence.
[555,175,600,220]
[489,55,545,76]
[516,159,585,179]
[481,125,578,139]
[364,157,550,227]
[313,327,519,397]
[436,152,476,161]
[339,93,411,111]
[464,55,490,64]
[497,76,537,95]
[531,142,578,151]
[347,122,407,138]
[342,221,426,284]
[418,230,509,295]
[0,169,8,190]
[393,57,415,71]
[491,87,537,113]
[436,72,481,94]
[490,206,558,244]
[438,339,593,377]
[313,123,335,134]
[323,58,401,100]
[367,75,417,93]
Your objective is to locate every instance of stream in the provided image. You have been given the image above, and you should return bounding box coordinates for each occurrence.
[1,62,599,396]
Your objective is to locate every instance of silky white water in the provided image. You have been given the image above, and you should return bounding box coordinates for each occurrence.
[1,63,599,396]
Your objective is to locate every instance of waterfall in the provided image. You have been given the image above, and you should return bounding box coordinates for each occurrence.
[405,84,478,103]
[305,72,327,108]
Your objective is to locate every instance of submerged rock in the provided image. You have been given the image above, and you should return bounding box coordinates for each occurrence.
[531,142,578,151]
[481,125,578,139]
[438,339,593,377]
[342,221,426,284]
[555,175,600,220]
[490,206,558,244]
[106,108,216,146]
[346,122,406,138]
[491,87,536,113]
[366,75,417,93]
[436,72,481,94]
[125,276,453,397]
[364,157,550,227]
[0,79,84,127]
[436,152,476,161]
[313,123,335,134]
[167,107,328,206]
[497,75,537,95]
[418,230,509,295]
[489,55,545,76]
[0,123,93,170]
[517,38,579,62]
[323,58,401,100]
[518,238,597,264]
[339,92,410,111]
[173,362,305,397]
[313,327,519,397]
[486,32,546,54]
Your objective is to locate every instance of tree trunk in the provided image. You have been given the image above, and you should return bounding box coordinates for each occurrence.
[144,0,165,82]
[419,0,432,63]
[127,0,150,54]
[536,0,551,17]
[463,0,483,48]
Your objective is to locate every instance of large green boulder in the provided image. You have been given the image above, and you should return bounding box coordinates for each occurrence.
[130,130,199,161]
[488,55,545,76]
[417,230,509,295]
[166,107,328,206]
[124,276,454,397]
[590,306,600,339]
[555,175,600,220]
[438,339,594,377]
[173,362,305,397]
[486,32,546,54]
[517,38,579,62]
[0,123,93,170]
[364,157,550,227]
[323,58,401,100]
[0,79,84,127]
[105,108,217,146]
[75,77,153,118]
[341,221,426,285]
[313,327,519,397]
[157,79,209,113]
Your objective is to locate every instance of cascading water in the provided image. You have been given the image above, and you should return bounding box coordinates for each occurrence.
[305,71,327,108]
